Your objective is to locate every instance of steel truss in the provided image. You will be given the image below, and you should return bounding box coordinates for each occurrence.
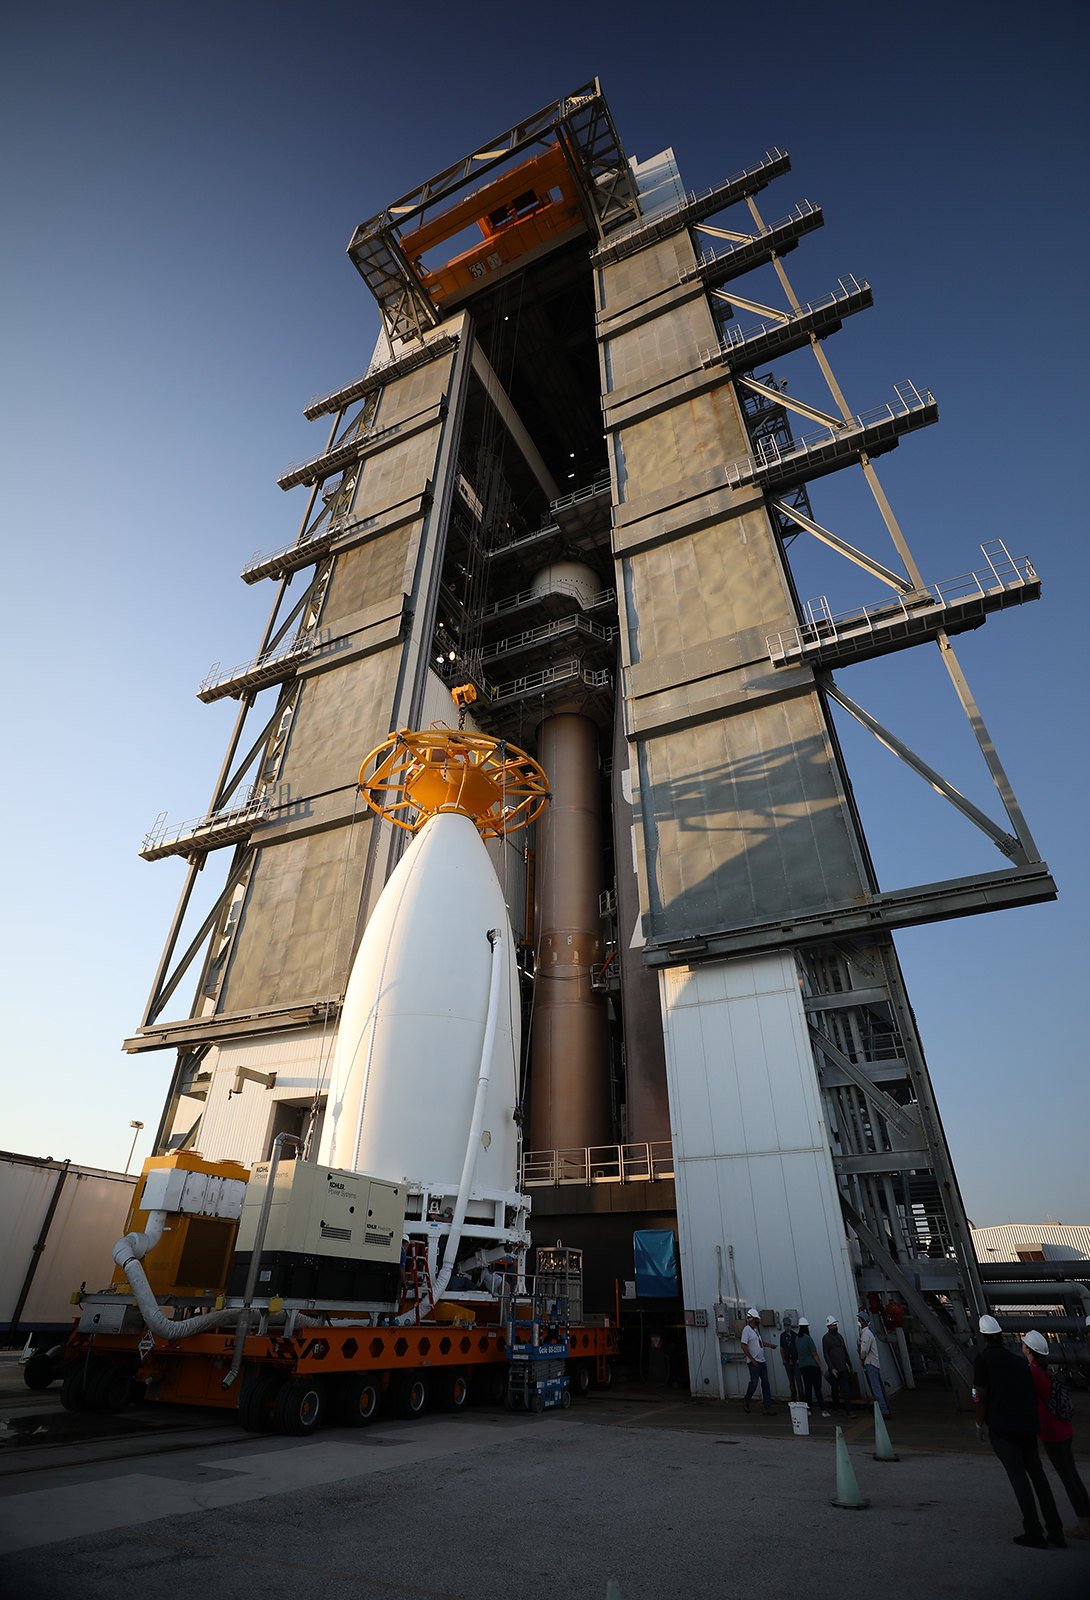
[632,147,1054,1385]
[800,937,984,1384]
[346,78,640,344]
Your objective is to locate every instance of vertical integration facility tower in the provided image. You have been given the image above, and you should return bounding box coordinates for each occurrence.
[130,82,1054,1392]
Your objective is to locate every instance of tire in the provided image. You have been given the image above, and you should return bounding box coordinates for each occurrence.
[570,1361,592,1399]
[530,1391,544,1413]
[273,1377,326,1436]
[239,1371,282,1433]
[23,1354,57,1391]
[473,1366,508,1407]
[60,1363,88,1412]
[434,1370,469,1412]
[595,1360,614,1390]
[394,1373,429,1420]
[560,1388,572,1410]
[337,1373,382,1427]
[85,1360,135,1415]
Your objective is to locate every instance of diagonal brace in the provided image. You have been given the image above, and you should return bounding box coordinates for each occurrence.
[824,681,1023,860]
[809,1024,922,1143]
[736,373,841,430]
[771,499,913,593]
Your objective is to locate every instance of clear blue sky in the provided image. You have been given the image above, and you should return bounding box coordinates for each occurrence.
[2,2,1086,1222]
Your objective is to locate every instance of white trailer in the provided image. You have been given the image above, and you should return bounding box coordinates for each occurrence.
[0,1150,136,1385]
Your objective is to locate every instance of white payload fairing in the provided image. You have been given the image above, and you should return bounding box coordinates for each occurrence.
[318,809,519,1203]
[316,724,550,1279]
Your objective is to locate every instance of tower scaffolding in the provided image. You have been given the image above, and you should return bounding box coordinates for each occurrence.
[127,82,1054,1393]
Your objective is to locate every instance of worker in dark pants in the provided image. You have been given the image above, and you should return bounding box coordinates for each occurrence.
[741,1308,777,1414]
[973,1314,1065,1549]
[822,1316,857,1417]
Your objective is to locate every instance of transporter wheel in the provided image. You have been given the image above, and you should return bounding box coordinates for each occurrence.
[473,1365,508,1407]
[595,1360,614,1390]
[433,1370,469,1412]
[273,1377,326,1436]
[23,1353,57,1391]
[85,1359,135,1415]
[60,1363,88,1412]
[570,1361,592,1399]
[239,1371,282,1433]
[394,1373,429,1420]
[337,1373,382,1427]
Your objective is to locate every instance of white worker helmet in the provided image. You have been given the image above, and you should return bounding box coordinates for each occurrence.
[746,1307,760,1320]
[978,1314,1003,1335]
[1022,1330,1049,1356]
[798,1317,809,1328]
[826,1315,838,1327]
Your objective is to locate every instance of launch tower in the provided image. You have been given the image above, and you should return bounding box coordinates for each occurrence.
[128,81,1054,1393]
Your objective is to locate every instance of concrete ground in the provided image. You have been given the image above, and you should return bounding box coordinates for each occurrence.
[1,1356,1087,1600]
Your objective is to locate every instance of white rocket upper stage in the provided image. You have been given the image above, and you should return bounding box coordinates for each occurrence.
[318,810,521,1202]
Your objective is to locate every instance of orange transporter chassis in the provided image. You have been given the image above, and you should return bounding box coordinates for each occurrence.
[63,1319,618,1434]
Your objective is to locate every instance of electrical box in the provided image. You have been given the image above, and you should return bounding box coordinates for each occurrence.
[233,1160,403,1261]
[713,1302,732,1334]
[684,1308,708,1328]
[227,1160,406,1304]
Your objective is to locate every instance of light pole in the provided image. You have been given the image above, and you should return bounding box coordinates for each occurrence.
[125,1120,144,1174]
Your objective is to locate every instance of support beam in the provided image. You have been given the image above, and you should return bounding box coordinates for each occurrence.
[471,345,561,499]
[824,681,1023,860]
[770,499,912,592]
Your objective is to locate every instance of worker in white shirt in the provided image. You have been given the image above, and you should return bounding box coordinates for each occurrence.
[857,1310,891,1420]
[741,1308,778,1414]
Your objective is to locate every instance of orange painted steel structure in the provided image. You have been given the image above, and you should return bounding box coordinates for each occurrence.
[65,1317,617,1414]
[401,144,585,309]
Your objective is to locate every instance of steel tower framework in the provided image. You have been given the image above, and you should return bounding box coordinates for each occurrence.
[129,81,1053,1390]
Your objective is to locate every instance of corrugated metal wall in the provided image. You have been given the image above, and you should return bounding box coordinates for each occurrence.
[972,1224,1090,1261]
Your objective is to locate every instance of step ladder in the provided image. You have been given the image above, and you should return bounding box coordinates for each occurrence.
[401,1241,434,1322]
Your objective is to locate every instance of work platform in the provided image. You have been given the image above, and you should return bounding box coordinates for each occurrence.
[703,277,873,372]
[766,544,1040,668]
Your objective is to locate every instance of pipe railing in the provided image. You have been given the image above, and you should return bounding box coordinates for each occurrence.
[521,1141,675,1187]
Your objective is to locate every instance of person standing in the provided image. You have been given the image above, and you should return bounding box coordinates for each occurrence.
[1022,1330,1090,1540]
[822,1316,858,1417]
[741,1308,778,1415]
[973,1314,1064,1549]
[795,1317,826,1415]
[780,1314,801,1402]
[857,1310,891,1420]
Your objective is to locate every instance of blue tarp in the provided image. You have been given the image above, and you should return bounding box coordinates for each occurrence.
[633,1229,679,1298]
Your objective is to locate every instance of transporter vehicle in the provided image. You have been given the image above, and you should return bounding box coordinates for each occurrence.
[59,723,617,1433]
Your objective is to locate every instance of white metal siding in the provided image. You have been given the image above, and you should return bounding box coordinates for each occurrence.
[660,952,863,1400]
[972,1224,1090,1262]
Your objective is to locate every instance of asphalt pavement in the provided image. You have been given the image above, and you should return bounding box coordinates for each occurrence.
[1,1356,1087,1600]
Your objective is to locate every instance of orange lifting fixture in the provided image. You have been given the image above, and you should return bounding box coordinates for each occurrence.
[400,143,585,309]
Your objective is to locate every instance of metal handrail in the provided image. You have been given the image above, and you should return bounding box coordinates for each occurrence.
[480,615,616,663]
[766,546,1037,662]
[683,200,820,280]
[702,276,869,364]
[592,149,790,258]
[520,1141,675,1187]
[199,632,316,695]
[725,381,933,488]
[141,787,269,855]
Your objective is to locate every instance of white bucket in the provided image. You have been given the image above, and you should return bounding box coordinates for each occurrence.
[789,1401,810,1436]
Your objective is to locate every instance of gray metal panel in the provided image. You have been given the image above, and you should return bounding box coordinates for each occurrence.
[218,820,374,1012]
[601,221,867,944]
[277,647,401,796]
[638,694,865,937]
[321,523,416,626]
